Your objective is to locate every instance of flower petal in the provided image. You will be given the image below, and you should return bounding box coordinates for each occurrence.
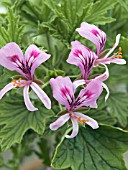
[0,82,15,99]
[73,79,103,110]
[104,34,120,59]
[67,41,97,80]
[97,58,126,65]
[49,113,70,131]
[23,85,38,111]
[0,42,24,71]
[73,79,85,90]
[25,44,51,76]
[74,112,99,129]
[76,22,106,55]
[66,118,79,138]
[102,82,110,101]
[95,64,109,82]
[30,82,51,109]
[50,76,75,110]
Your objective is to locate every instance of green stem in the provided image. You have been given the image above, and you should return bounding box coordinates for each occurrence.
[41,65,48,73]
[58,103,63,111]
[41,81,49,89]
[69,74,81,78]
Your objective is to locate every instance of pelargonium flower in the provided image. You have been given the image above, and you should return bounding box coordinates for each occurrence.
[67,40,109,100]
[67,40,98,80]
[0,42,51,111]
[49,76,102,138]
[76,22,126,65]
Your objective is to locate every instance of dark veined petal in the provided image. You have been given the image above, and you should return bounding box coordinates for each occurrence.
[76,22,106,55]
[0,42,24,72]
[25,44,51,76]
[50,76,75,110]
[73,79,103,110]
[67,41,97,80]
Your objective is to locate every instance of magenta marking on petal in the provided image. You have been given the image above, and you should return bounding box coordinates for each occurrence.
[84,90,93,99]
[30,50,40,58]
[91,29,99,36]
[74,49,83,56]
[10,54,20,62]
[61,87,70,97]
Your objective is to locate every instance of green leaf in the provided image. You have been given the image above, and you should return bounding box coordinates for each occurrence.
[85,0,118,25]
[43,0,117,43]
[0,95,54,151]
[0,8,24,46]
[52,125,128,170]
[106,92,128,128]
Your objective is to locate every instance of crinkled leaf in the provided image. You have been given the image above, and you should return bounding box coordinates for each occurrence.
[0,94,54,151]
[52,125,128,170]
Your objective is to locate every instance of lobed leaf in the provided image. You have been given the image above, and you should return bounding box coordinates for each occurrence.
[52,125,128,170]
[0,95,54,151]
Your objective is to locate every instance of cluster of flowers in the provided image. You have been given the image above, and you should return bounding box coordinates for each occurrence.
[0,22,126,138]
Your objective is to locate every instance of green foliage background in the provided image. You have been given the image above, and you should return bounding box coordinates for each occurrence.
[0,0,128,169]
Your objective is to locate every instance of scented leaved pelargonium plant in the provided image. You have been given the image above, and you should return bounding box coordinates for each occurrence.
[0,4,127,169]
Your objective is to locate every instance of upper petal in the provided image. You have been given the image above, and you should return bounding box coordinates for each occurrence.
[0,42,24,71]
[0,82,15,99]
[50,76,75,110]
[67,41,97,80]
[30,82,51,109]
[49,113,70,131]
[23,85,38,111]
[73,79,103,110]
[25,44,51,76]
[74,112,99,129]
[65,117,79,138]
[76,22,106,55]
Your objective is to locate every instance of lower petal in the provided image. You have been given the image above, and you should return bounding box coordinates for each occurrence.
[30,82,51,109]
[49,113,70,131]
[0,82,15,99]
[73,79,85,90]
[66,118,79,138]
[102,82,110,101]
[23,85,38,111]
[74,112,99,129]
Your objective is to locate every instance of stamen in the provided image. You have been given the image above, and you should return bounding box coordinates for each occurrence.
[12,78,23,87]
[112,47,123,59]
[76,116,89,125]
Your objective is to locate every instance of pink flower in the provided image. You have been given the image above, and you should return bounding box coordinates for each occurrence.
[67,40,109,100]
[0,42,51,111]
[67,40,98,80]
[76,22,126,65]
[49,76,102,138]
